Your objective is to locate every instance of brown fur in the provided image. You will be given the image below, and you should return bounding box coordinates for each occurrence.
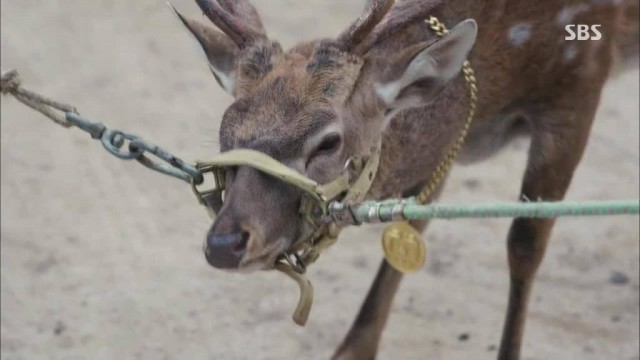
[176,0,639,358]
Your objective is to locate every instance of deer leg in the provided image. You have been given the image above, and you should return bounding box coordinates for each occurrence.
[332,219,428,360]
[498,106,597,360]
[331,258,403,360]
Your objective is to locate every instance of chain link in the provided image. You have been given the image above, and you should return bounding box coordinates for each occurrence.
[1,70,203,185]
[416,17,478,204]
[64,113,204,184]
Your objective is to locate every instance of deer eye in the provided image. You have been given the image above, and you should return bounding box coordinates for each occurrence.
[313,133,342,157]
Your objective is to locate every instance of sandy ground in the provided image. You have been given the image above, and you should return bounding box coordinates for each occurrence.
[1,1,638,359]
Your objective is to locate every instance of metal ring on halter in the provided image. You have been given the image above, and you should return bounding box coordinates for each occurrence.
[378,204,391,222]
[283,251,306,274]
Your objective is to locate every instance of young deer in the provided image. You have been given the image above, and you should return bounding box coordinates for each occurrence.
[172,0,638,358]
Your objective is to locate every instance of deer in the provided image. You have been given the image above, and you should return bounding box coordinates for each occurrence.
[169,0,639,358]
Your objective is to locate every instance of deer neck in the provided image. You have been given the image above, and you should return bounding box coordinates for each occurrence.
[370,71,473,200]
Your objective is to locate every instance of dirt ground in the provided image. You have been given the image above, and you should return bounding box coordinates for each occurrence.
[1,1,638,359]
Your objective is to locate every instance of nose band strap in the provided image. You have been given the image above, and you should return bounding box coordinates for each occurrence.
[191,139,382,326]
[194,149,322,204]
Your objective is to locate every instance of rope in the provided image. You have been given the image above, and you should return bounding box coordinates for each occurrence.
[347,199,640,224]
[1,69,77,127]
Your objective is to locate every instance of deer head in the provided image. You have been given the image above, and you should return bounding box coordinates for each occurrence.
[171,0,477,271]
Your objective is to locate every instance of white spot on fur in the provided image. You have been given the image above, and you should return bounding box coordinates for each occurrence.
[556,3,591,26]
[563,44,579,62]
[508,23,531,46]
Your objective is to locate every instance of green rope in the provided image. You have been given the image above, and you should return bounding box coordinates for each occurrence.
[350,198,640,223]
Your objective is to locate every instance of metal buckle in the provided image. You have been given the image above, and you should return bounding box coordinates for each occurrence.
[282,251,306,274]
[191,164,225,213]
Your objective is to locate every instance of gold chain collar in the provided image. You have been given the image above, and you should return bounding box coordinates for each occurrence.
[416,16,478,203]
[380,16,478,273]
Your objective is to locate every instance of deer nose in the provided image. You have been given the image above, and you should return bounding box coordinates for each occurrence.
[204,223,251,269]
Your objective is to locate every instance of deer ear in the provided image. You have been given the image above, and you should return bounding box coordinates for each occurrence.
[169,4,239,95]
[374,19,477,114]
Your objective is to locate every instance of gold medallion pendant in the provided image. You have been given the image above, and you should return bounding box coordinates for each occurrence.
[381,221,426,273]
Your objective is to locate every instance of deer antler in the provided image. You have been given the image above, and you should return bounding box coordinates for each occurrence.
[336,0,395,53]
[216,0,265,32]
[195,0,266,49]
[354,0,445,54]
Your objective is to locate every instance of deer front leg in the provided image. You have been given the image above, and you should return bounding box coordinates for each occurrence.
[498,105,597,359]
[332,259,402,360]
[333,219,428,360]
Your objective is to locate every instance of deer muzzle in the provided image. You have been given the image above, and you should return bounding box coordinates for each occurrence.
[191,140,381,325]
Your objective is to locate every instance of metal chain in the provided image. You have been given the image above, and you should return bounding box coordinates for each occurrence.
[416,16,478,204]
[1,69,203,185]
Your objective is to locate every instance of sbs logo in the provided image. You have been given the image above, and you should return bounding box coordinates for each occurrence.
[565,24,602,40]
